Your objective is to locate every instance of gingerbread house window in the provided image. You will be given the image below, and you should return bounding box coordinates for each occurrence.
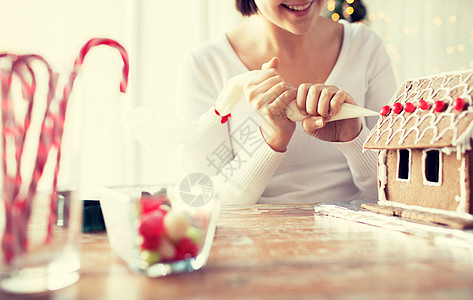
[396,149,411,181]
[423,149,442,186]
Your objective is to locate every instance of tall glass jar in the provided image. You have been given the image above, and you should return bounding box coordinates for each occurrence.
[0,66,83,294]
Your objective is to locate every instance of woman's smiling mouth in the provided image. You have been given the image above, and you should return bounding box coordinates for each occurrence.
[281,1,314,13]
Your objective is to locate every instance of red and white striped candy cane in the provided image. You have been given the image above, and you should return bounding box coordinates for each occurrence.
[13,56,57,247]
[0,54,57,263]
[47,38,129,242]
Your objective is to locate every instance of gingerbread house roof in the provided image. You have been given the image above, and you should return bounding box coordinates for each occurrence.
[364,69,473,151]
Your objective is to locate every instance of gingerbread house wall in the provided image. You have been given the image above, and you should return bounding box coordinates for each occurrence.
[381,149,471,213]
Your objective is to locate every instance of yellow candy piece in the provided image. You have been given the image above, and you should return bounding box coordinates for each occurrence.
[164,211,191,242]
[140,250,161,264]
[186,226,202,244]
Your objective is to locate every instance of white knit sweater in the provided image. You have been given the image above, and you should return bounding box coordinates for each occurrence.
[176,20,397,205]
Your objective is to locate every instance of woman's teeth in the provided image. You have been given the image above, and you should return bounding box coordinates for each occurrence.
[285,2,311,11]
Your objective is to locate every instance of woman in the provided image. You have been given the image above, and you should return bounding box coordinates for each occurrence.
[176,0,396,204]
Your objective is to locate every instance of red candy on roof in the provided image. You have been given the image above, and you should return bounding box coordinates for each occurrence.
[393,103,403,114]
[454,98,466,111]
[379,97,468,117]
[418,99,430,110]
[404,102,416,113]
[434,100,446,112]
[380,105,391,116]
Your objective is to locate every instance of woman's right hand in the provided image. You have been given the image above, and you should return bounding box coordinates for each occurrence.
[243,57,297,152]
[296,83,362,142]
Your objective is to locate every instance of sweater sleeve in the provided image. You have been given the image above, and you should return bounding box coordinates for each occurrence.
[176,49,285,205]
[213,133,286,205]
[331,125,378,200]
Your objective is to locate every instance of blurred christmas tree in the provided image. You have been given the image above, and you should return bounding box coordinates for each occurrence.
[322,0,367,23]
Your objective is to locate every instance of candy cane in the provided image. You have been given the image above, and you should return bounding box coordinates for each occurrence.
[1,55,34,262]
[67,37,129,97]
[47,38,129,241]
[14,56,57,247]
[0,38,129,263]
[0,55,34,263]
[10,58,38,201]
[0,54,56,263]
[6,59,38,259]
[0,65,16,263]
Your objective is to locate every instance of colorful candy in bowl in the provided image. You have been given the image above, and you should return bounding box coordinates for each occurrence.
[99,184,219,277]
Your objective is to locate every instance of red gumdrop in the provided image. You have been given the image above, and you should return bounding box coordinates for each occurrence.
[380,105,391,116]
[141,236,162,250]
[434,100,446,112]
[418,99,430,110]
[404,102,416,113]
[140,195,169,215]
[140,197,161,214]
[454,97,466,111]
[392,103,403,114]
[174,237,199,260]
[139,210,165,240]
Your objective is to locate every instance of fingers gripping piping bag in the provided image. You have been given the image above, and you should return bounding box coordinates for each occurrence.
[130,71,378,146]
[198,71,379,129]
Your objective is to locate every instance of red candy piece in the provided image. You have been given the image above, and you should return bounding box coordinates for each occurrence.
[140,197,162,214]
[174,237,199,260]
[380,105,391,116]
[141,236,162,250]
[140,195,169,216]
[392,103,403,114]
[139,210,166,240]
[418,99,430,110]
[404,102,415,113]
[454,97,466,111]
[434,100,446,112]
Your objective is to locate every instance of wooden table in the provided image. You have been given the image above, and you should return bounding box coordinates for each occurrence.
[15,204,473,299]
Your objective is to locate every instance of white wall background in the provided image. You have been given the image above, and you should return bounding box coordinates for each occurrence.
[364,0,473,85]
[0,0,472,197]
[0,0,241,197]
[0,0,136,197]
[135,0,242,188]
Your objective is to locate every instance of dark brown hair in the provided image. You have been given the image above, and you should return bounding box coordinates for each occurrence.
[235,0,258,16]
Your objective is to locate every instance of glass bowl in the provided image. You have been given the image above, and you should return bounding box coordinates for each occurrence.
[99,184,219,277]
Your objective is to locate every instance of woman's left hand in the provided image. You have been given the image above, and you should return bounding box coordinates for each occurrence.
[296,83,362,142]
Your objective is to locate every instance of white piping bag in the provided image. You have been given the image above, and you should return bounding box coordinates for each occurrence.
[130,72,379,147]
[197,71,379,132]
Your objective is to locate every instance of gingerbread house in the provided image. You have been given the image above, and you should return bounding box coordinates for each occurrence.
[363,69,473,228]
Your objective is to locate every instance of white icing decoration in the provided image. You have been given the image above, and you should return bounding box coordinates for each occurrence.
[441,146,456,156]
[456,156,468,214]
[378,150,388,202]
[377,199,473,221]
